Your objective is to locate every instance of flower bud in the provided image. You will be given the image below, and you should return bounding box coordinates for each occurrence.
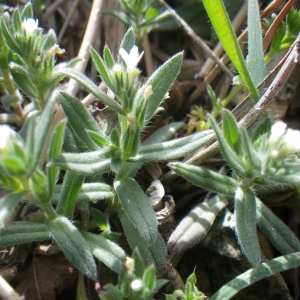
[131,279,142,291]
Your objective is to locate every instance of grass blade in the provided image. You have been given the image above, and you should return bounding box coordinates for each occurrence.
[202,0,260,101]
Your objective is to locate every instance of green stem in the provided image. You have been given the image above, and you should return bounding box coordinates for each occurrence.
[221,84,244,107]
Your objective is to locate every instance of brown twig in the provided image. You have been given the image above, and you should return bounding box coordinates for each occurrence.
[184,37,300,166]
[263,0,298,52]
[184,0,289,110]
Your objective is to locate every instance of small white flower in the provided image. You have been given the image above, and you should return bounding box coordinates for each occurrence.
[269,121,287,145]
[131,279,143,291]
[0,125,15,150]
[283,128,300,152]
[22,18,39,35]
[119,46,143,71]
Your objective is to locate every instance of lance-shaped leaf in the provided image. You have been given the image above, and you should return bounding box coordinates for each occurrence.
[222,109,241,153]
[247,0,266,86]
[48,150,111,175]
[119,211,167,275]
[169,162,238,196]
[130,130,215,162]
[60,69,124,115]
[0,192,26,225]
[58,92,104,151]
[82,232,126,274]
[103,45,115,69]
[240,127,262,171]
[0,222,49,245]
[52,183,114,204]
[125,122,184,177]
[11,72,38,99]
[90,47,114,91]
[56,171,84,218]
[210,252,300,300]
[30,91,57,173]
[235,187,261,267]
[47,122,65,199]
[168,195,229,253]
[265,173,300,186]
[210,116,250,178]
[133,52,183,125]
[46,216,97,280]
[40,58,81,91]
[114,177,157,244]
[256,197,300,254]
[118,27,135,63]
[202,0,260,101]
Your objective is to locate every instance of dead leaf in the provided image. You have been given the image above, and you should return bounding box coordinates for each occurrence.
[13,253,77,300]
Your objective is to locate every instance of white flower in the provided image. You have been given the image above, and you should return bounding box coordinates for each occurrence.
[119,46,143,71]
[131,279,143,291]
[0,125,15,150]
[22,18,39,35]
[283,128,300,152]
[269,121,287,145]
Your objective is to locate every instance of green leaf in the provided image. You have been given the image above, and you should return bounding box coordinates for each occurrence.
[169,162,238,196]
[30,92,57,172]
[114,177,157,244]
[202,0,260,101]
[58,92,104,151]
[247,0,266,85]
[41,29,57,51]
[0,192,26,225]
[56,171,84,218]
[125,122,184,177]
[256,198,300,254]
[235,187,261,267]
[0,222,49,246]
[103,44,115,69]
[48,150,111,175]
[11,72,38,98]
[87,130,110,148]
[46,216,97,280]
[12,8,21,31]
[132,248,145,278]
[251,118,272,147]
[90,47,114,90]
[222,109,240,150]
[91,208,109,230]
[60,69,124,115]
[1,155,26,175]
[104,10,131,27]
[119,211,167,275]
[142,266,156,291]
[210,116,249,178]
[130,130,215,162]
[240,127,262,171]
[47,122,65,199]
[210,252,300,300]
[133,52,183,125]
[82,232,126,274]
[52,183,114,204]
[24,113,36,168]
[118,27,135,64]
[20,2,33,20]
[168,195,229,252]
[0,20,22,55]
